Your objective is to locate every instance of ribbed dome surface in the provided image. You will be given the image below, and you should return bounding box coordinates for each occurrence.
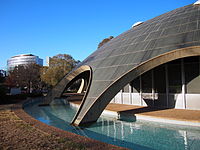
[46,4,200,125]
[78,4,200,100]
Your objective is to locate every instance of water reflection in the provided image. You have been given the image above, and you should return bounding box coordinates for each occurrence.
[24,102,200,150]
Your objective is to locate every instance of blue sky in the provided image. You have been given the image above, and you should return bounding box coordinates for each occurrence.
[0,0,195,70]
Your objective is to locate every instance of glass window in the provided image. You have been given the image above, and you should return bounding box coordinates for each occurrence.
[184,56,200,94]
[130,77,140,93]
[141,70,152,93]
[168,60,182,93]
[121,87,124,92]
[123,84,129,93]
[154,65,166,93]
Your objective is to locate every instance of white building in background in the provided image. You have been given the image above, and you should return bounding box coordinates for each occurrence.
[7,54,43,70]
[46,56,50,66]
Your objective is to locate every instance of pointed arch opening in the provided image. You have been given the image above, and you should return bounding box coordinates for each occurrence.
[41,65,92,106]
[61,69,91,103]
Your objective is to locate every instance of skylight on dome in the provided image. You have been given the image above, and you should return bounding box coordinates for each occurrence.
[132,22,143,28]
[194,0,200,5]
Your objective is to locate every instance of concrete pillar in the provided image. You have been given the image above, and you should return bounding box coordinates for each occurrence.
[181,59,186,109]
[129,84,132,104]
[152,70,155,106]
[139,76,143,106]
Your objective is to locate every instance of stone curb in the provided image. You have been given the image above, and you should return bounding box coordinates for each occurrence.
[12,99,127,150]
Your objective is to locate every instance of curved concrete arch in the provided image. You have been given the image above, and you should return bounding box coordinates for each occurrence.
[72,46,200,125]
[42,65,92,105]
[44,4,200,125]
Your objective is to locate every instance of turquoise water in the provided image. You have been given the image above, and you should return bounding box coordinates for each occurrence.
[24,101,200,150]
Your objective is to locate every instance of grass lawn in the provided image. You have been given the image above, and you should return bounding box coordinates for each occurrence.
[0,104,86,150]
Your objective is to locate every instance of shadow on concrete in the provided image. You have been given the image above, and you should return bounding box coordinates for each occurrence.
[119,106,169,114]
[118,106,170,122]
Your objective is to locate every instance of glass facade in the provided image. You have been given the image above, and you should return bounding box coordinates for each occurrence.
[113,56,200,110]
[184,57,200,94]
[130,77,140,93]
[154,65,166,93]
[7,54,43,70]
[168,61,182,94]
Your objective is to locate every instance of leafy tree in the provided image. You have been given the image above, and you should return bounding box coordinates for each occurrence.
[98,36,114,48]
[0,71,6,103]
[40,54,80,87]
[6,64,42,93]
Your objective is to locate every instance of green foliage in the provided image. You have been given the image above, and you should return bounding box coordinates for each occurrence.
[41,54,80,87]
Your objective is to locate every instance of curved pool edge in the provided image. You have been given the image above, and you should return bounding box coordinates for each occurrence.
[12,97,127,150]
[70,101,200,127]
[134,114,200,127]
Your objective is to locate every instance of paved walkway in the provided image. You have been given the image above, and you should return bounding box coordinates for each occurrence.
[71,101,200,123]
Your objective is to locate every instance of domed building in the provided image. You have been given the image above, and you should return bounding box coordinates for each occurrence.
[45,2,200,126]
